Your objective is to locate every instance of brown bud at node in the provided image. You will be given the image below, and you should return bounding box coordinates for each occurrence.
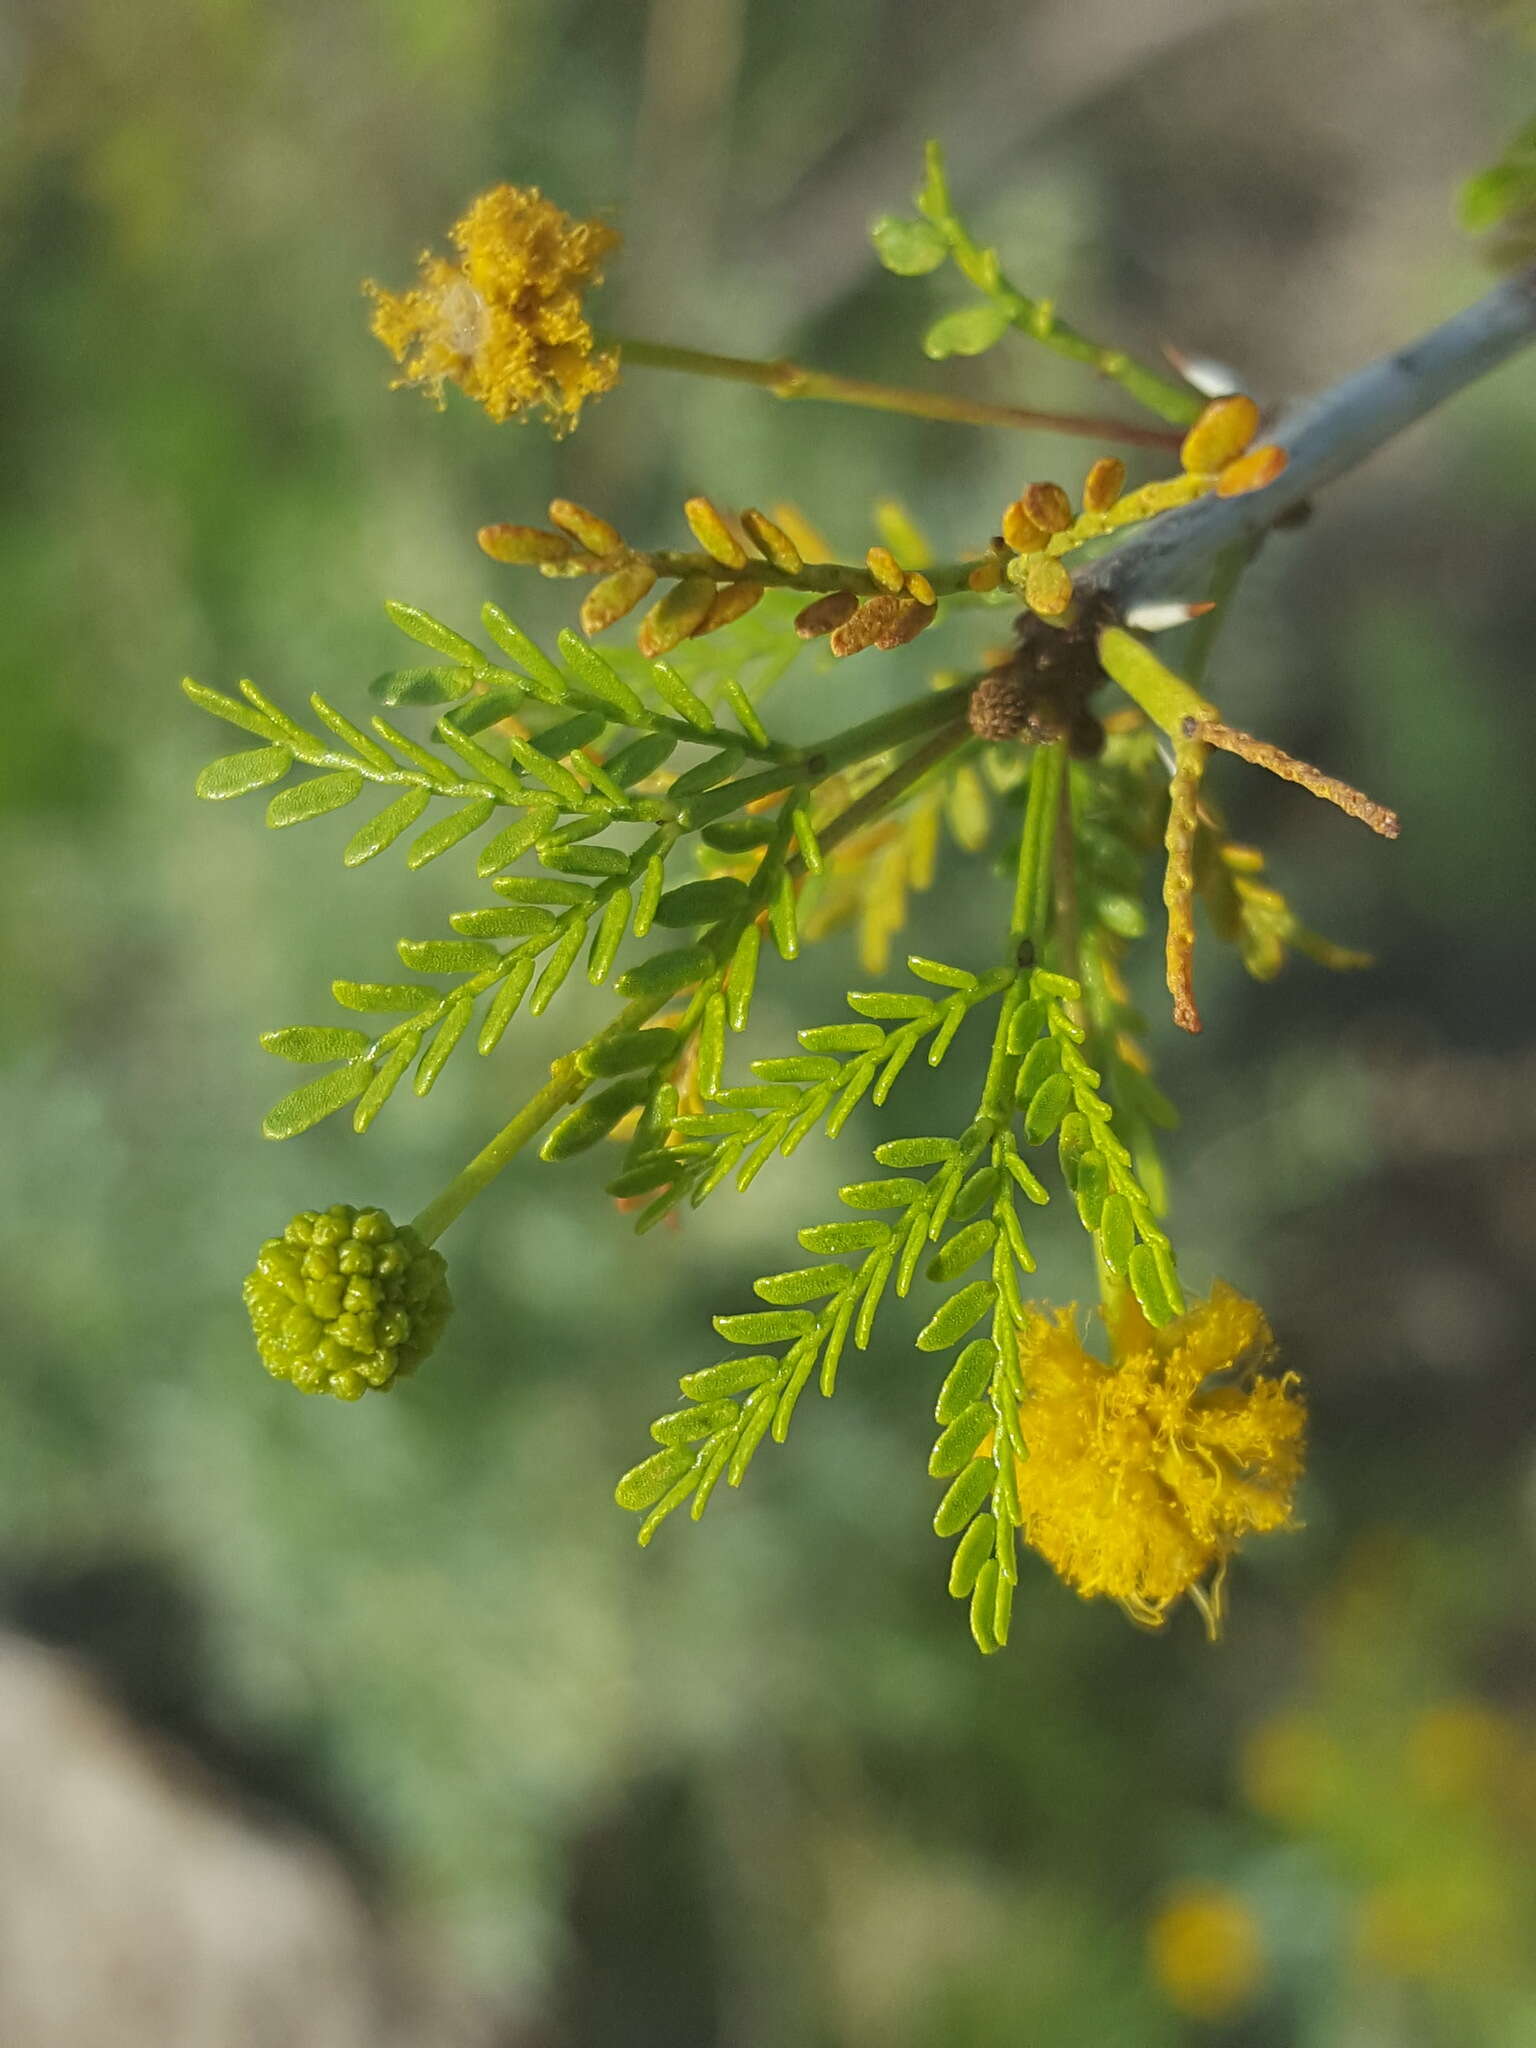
[793,590,859,639]
[877,599,936,649]
[967,558,1003,593]
[829,594,908,657]
[549,500,623,555]
[683,497,748,569]
[1022,481,1074,534]
[968,673,1032,741]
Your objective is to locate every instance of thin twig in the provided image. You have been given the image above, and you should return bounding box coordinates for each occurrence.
[612,337,1184,449]
[1186,718,1399,838]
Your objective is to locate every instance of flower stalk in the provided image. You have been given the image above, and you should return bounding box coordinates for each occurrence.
[608,335,1185,450]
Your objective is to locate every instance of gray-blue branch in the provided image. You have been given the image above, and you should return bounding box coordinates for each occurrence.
[1083,263,1536,613]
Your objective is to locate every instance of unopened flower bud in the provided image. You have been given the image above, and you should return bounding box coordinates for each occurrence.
[244,1204,452,1400]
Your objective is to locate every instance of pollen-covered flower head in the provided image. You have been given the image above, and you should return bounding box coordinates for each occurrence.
[1011,1283,1304,1631]
[366,185,620,433]
[244,1204,452,1400]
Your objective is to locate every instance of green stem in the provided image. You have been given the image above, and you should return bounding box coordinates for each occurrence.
[1012,738,1068,946]
[608,336,1183,451]
[793,716,972,873]
[410,989,671,1244]
[918,144,1203,429]
[806,686,973,778]
[980,745,1070,1122]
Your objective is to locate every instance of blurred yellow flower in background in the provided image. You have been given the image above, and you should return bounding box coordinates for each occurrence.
[1241,1707,1344,1827]
[1406,1700,1522,1807]
[366,185,619,431]
[1147,1883,1265,2021]
[1011,1284,1305,1631]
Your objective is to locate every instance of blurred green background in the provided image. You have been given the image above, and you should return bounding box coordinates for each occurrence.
[3,1,1535,2042]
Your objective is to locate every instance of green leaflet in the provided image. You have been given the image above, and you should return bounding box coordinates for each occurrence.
[578,1029,681,1078]
[915,1280,996,1352]
[331,980,435,1012]
[262,1059,372,1139]
[397,938,501,974]
[557,629,646,722]
[652,878,750,927]
[266,770,363,828]
[871,214,948,275]
[444,685,526,735]
[541,1073,654,1161]
[532,710,607,758]
[406,797,497,869]
[415,996,474,1096]
[195,745,292,800]
[344,787,432,866]
[678,1356,778,1401]
[605,733,677,787]
[260,1026,372,1063]
[481,603,569,702]
[385,599,488,669]
[182,676,283,743]
[935,1340,995,1423]
[922,301,1010,360]
[450,905,557,940]
[369,665,472,706]
[933,1460,992,1538]
[615,944,714,1001]
[928,1401,993,1476]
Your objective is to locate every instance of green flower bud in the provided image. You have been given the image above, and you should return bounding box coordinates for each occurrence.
[244,1204,452,1400]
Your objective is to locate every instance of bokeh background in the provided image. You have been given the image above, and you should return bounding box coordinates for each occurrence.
[3,0,1535,2042]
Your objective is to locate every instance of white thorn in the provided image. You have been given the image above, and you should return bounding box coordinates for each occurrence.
[1124,600,1216,634]
[1162,343,1244,399]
